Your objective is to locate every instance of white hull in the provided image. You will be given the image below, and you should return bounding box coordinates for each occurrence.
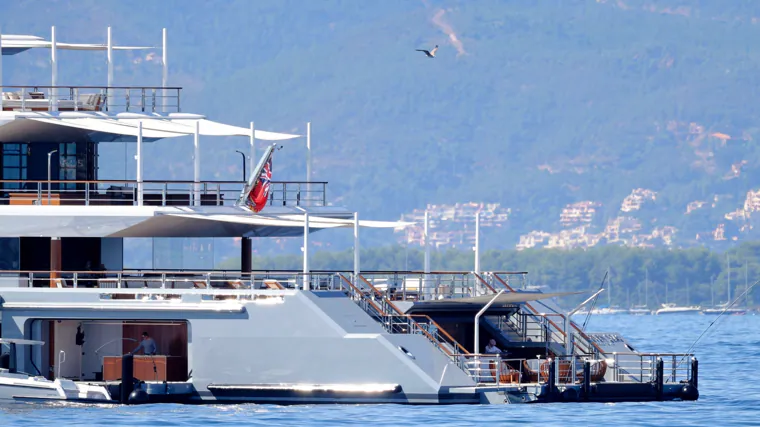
[0,371,111,403]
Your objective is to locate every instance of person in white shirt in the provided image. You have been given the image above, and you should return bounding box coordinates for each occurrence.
[485,339,508,356]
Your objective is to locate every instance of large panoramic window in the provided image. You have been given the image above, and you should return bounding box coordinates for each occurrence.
[123,237,239,270]
[1,143,28,190]
[58,142,77,190]
[0,237,20,270]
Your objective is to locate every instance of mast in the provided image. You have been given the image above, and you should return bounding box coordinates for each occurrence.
[608,268,612,307]
[665,281,668,304]
[686,278,690,306]
[645,267,649,308]
[727,253,731,304]
[710,276,715,307]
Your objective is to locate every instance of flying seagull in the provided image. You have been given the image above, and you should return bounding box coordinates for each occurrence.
[416,45,438,58]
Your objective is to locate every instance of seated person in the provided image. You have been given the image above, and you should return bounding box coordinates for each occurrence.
[129,332,158,356]
[485,339,509,356]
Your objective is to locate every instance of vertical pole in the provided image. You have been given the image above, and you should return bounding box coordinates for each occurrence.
[424,210,430,273]
[193,120,200,206]
[162,28,168,112]
[241,237,252,275]
[249,121,255,176]
[51,26,58,111]
[353,212,360,279]
[136,121,143,206]
[303,212,309,291]
[107,27,113,112]
[727,253,731,304]
[50,237,61,288]
[306,122,311,202]
[645,267,648,308]
[306,122,311,183]
[47,151,52,203]
[474,211,480,274]
[0,26,4,112]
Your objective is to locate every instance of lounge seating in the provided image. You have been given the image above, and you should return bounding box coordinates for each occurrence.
[1,91,104,111]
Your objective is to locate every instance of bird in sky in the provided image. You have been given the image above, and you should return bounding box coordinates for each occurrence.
[416,45,438,58]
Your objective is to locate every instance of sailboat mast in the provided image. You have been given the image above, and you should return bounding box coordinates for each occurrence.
[711,276,715,307]
[686,278,690,306]
[727,253,731,304]
[645,267,649,308]
[608,268,612,307]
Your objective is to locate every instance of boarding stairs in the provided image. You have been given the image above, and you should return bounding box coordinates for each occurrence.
[337,274,471,367]
[485,273,604,359]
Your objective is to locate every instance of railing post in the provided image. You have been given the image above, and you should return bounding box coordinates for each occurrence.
[655,357,664,400]
[161,272,166,289]
[85,184,90,206]
[21,87,26,111]
[117,272,122,288]
[141,88,146,112]
[691,357,698,390]
[161,185,166,206]
[73,272,78,288]
[74,87,79,111]
[322,182,326,206]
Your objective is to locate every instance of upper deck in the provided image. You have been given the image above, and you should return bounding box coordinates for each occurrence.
[2,85,181,114]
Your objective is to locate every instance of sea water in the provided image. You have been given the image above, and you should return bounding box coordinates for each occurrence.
[1,315,757,426]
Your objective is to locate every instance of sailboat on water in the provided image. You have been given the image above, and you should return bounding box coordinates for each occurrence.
[655,303,702,315]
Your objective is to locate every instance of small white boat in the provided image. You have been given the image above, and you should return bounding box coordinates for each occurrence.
[628,306,652,315]
[654,303,702,315]
[591,306,628,315]
[0,338,112,403]
[702,306,747,315]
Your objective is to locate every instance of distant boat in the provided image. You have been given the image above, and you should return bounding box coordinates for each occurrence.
[702,305,746,315]
[629,305,652,315]
[591,306,627,315]
[655,303,702,315]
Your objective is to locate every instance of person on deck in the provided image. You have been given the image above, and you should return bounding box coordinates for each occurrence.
[129,332,157,356]
[485,339,509,356]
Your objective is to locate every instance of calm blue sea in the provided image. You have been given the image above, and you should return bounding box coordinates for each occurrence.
[1,315,757,426]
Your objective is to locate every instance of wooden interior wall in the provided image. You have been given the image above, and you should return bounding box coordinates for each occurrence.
[121,322,187,357]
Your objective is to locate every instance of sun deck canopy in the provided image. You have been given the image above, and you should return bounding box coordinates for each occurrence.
[0,112,299,142]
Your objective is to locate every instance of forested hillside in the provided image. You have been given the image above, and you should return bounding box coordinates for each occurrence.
[3,0,760,251]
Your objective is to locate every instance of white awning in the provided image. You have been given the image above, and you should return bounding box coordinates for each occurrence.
[15,112,300,140]
[167,213,413,229]
[1,34,152,54]
[273,214,414,229]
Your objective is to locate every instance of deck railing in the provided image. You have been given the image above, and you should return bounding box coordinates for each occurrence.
[1,85,182,113]
[0,179,327,207]
[0,269,340,291]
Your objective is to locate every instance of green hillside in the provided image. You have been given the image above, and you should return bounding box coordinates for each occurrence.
[4,0,760,251]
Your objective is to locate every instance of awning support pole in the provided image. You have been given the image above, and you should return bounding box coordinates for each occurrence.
[51,26,57,111]
[162,28,168,112]
[353,212,360,279]
[193,120,200,206]
[474,211,481,274]
[136,121,143,206]
[424,210,430,273]
[303,211,309,291]
[474,289,505,355]
[107,27,113,111]
[249,121,255,177]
